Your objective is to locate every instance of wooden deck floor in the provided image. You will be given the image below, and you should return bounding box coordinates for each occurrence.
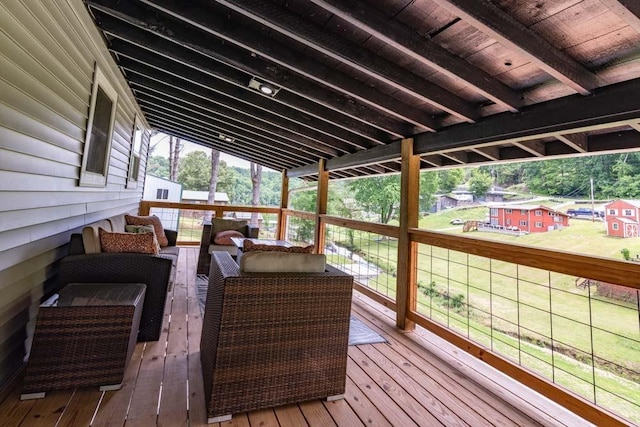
[0,248,589,426]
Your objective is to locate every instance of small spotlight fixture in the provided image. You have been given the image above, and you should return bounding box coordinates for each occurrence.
[248,76,280,97]
[218,133,234,143]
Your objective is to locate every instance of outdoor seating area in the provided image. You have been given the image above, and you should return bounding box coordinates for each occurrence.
[0,248,588,426]
[197,217,260,274]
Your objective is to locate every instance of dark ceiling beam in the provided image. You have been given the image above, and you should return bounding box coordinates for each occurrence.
[308,0,523,112]
[134,0,438,130]
[440,151,468,164]
[471,147,500,161]
[212,0,480,122]
[145,120,295,171]
[132,83,333,159]
[138,99,319,165]
[120,66,347,157]
[321,78,640,171]
[599,0,640,32]
[421,156,443,167]
[114,53,372,153]
[556,133,588,153]
[288,163,322,179]
[432,0,600,95]
[143,111,302,169]
[93,12,393,145]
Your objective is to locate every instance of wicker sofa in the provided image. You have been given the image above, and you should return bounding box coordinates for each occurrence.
[196,218,259,274]
[57,214,179,342]
[200,251,354,423]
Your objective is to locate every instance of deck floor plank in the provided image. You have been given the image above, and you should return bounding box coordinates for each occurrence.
[0,248,589,426]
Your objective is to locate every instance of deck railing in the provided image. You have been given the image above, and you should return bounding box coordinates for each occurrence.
[142,200,639,424]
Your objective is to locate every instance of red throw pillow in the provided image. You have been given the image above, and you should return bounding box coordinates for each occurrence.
[99,228,159,254]
[213,229,245,245]
[243,239,314,253]
[125,214,168,247]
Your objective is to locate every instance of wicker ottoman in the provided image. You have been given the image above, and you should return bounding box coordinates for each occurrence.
[21,283,146,400]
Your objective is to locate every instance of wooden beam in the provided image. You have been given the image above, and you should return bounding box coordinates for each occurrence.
[599,0,640,32]
[314,160,329,254]
[278,171,289,241]
[440,151,468,164]
[471,146,500,161]
[512,140,546,157]
[396,139,419,330]
[432,0,600,95]
[556,133,588,153]
[287,163,320,179]
[213,0,480,122]
[128,0,438,130]
[326,142,402,172]
[629,122,640,133]
[308,0,522,112]
[421,156,443,167]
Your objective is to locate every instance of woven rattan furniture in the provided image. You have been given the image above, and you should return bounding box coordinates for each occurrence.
[200,252,354,423]
[21,283,146,400]
[196,219,259,274]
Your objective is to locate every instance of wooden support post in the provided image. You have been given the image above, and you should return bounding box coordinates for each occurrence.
[278,170,289,241]
[314,160,328,254]
[396,138,419,330]
[139,201,151,216]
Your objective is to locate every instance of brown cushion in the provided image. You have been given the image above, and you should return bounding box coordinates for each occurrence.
[240,252,326,273]
[125,224,161,252]
[243,239,314,254]
[99,228,160,254]
[125,214,168,247]
[213,229,245,245]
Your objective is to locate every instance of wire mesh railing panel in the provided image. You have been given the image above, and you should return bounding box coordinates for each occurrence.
[325,224,397,300]
[285,216,315,246]
[414,242,640,423]
[149,207,205,243]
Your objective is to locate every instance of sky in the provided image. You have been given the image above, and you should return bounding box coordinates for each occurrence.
[149,132,253,169]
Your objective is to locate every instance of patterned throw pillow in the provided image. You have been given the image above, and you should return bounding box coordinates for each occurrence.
[99,228,159,254]
[125,224,160,252]
[125,214,168,247]
[213,229,245,245]
[243,239,314,254]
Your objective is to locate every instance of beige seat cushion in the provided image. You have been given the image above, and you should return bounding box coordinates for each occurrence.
[211,218,248,233]
[240,252,326,273]
[82,219,112,254]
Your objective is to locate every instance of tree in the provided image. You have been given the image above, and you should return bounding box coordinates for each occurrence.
[177,151,211,190]
[168,136,182,181]
[146,155,170,178]
[437,169,464,193]
[469,169,493,199]
[348,175,400,224]
[419,171,439,213]
[204,149,221,221]
[250,163,262,226]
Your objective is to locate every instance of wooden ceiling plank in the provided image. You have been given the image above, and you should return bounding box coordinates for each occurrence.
[628,122,640,133]
[126,0,438,130]
[440,151,468,164]
[421,155,444,167]
[471,146,500,161]
[556,133,588,153]
[212,0,480,122]
[599,0,640,32]
[512,140,546,157]
[288,163,321,178]
[432,0,600,95]
[308,0,523,112]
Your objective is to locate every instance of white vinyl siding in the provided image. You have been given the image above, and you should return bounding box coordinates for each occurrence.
[0,0,149,389]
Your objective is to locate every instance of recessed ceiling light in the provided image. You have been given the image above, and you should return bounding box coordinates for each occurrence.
[248,76,280,97]
[219,133,234,143]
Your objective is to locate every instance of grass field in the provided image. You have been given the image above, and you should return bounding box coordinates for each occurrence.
[330,203,640,422]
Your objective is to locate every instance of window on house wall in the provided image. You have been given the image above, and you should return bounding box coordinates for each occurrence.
[624,209,633,216]
[609,209,617,215]
[535,221,543,227]
[505,209,512,214]
[156,188,169,200]
[520,210,527,215]
[79,64,118,187]
[613,223,619,230]
[535,210,542,216]
[519,220,527,226]
[127,115,144,189]
[490,208,498,215]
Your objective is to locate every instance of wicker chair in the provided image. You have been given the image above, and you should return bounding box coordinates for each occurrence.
[200,252,354,423]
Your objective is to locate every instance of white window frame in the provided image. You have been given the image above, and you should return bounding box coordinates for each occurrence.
[535,210,542,216]
[609,209,617,215]
[624,209,633,216]
[127,115,144,189]
[79,64,118,187]
[612,223,619,231]
[535,221,543,227]
[519,220,527,226]
[505,208,512,214]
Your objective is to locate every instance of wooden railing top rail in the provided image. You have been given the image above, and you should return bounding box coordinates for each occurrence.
[282,208,316,221]
[410,228,640,290]
[321,215,400,238]
[140,201,281,214]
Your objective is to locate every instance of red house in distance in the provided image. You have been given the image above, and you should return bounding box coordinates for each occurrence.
[488,205,570,233]
[604,199,640,238]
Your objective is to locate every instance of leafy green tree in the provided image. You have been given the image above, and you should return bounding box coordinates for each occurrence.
[146,155,170,178]
[177,151,211,190]
[419,171,439,213]
[348,175,400,224]
[437,169,464,193]
[469,169,493,199]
